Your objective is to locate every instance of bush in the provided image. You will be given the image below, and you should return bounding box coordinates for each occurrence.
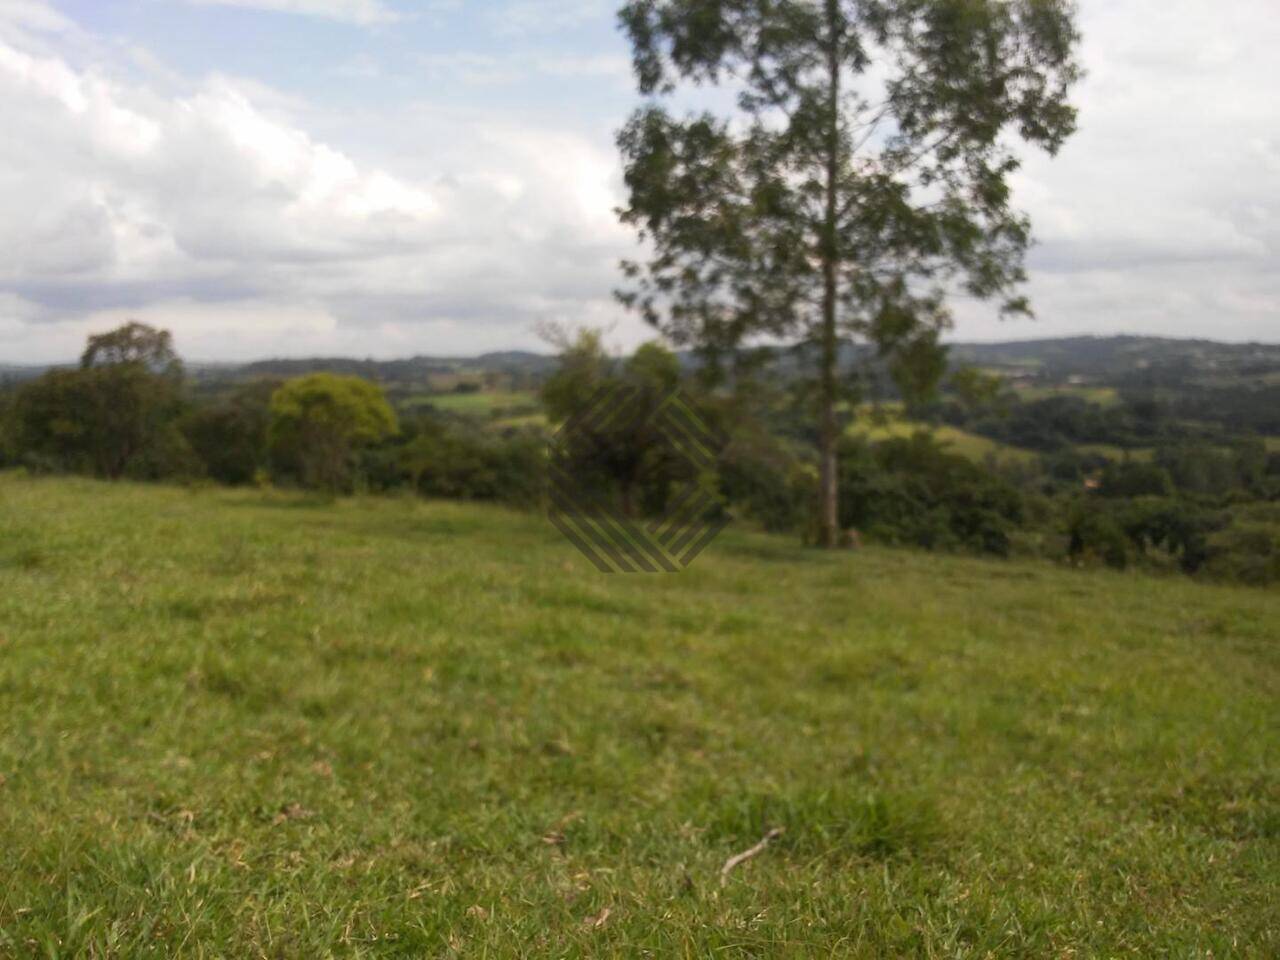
[1203,527,1280,586]
[268,374,398,492]
[182,380,277,485]
[1098,461,1174,499]
[837,433,1024,556]
[398,417,545,507]
[1068,504,1129,569]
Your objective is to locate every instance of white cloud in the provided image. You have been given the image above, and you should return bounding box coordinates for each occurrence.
[1,0,1278,363]
[490,0,606,35]
[0,0,74,35]
[984,0,1280,342]
[0,12,639,362]
[183,0,400,26]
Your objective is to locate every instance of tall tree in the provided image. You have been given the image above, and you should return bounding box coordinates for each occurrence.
[11,322,187,479]
[617,0,1081,545]
[81,321,183,379]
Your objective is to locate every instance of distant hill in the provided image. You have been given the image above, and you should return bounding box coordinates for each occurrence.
[6,336,1278,394]
[948,336,1280,383]
[227,350,556,383]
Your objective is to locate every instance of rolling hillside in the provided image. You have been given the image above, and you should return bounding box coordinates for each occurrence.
[1,476,1276,956]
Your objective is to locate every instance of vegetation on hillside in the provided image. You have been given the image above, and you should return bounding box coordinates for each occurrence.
[2,322,1279,585]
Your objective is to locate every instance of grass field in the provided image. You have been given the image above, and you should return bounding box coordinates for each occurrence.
[1,475,1277,957]
[1012,385,1121,406]
[1074,443,1156,462]
[405,391,538,417]
[849,417,1039,465]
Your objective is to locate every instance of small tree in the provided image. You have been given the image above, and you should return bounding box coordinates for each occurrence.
[617,0,1081,545]
[268,374,398,491]
[542,332,694,517]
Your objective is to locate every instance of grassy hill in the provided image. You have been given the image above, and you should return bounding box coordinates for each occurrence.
[1,476,1276,957]
[848,407,1039,465]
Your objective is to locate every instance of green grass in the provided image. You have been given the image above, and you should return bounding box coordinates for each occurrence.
[1,475,1277,957]
[1013,384,1122,406]
[850,416,1039,464]
[405,391,537,416]
[491,412,549,431]
[1075,443,1156,462]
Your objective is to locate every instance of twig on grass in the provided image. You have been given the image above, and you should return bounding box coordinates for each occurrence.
[720,828,784,885]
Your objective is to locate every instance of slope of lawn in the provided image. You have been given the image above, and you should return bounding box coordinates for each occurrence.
[0,474,1277,957]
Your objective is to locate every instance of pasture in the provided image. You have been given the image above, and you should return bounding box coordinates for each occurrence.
[0,475,1276,957]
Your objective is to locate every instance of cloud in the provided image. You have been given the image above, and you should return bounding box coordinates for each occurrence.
[0,0,74,35]
[0,14,637,362]
[417,51,631,86]
[490,0,607,35]
[986,0,1280,341]
[183,0,399,26]
[2,0,1278,363]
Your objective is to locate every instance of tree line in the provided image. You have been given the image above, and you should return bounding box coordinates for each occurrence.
[4,320,1277,587]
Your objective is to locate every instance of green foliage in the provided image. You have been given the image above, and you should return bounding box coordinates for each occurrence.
[268,374,398,491]
[182,380,278,485]
[838,432,1024,555]
[1069,497,1222,574]
[1118,498,1219,574]
[542,334,702,518]
[1204,525,1280,586]
[717,432,811,534]
[81,320,184,378]
[1067,502,1129,569]
[8,322,188,479]
[395,416,546,507]
[540,328,611,425]
[948,366,1010,412]
[617,0,1081,543]
[1098,460,1175,499]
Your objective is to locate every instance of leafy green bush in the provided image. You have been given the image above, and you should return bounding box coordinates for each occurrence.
[182,380,277,485]
[838,433,1024,556]
[268,374,398,492]
[1067,503,1130,569]
[395,417,545,507]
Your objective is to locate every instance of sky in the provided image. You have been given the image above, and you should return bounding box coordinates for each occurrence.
[0,0,1277,363]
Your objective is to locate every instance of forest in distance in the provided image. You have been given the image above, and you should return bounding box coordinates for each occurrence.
[4,324,1279,587]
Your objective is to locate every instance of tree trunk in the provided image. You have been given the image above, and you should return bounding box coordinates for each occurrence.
[818,262,839,548]
[817,0,841,549]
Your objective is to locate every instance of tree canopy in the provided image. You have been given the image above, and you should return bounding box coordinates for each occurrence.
[616,0,1081,545]
[268,374,398,491]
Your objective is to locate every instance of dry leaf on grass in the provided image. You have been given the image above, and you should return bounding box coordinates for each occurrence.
[272,803,313,825]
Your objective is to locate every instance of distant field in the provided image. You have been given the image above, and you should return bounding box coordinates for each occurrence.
[1075,443,1156,462]
[404,390,538,416]
[1,475,1276,956]
[850,415,1039,464]
[1012,384,1121,405]
[492,412,549,431]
